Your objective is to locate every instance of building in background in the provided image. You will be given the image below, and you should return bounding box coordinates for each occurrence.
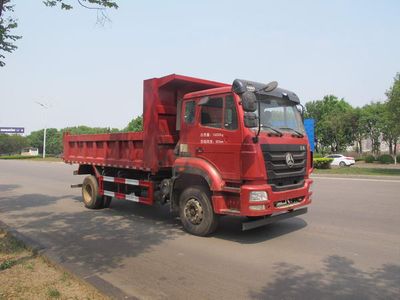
[21,147,39,156]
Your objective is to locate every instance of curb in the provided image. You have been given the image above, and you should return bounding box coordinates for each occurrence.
[0,220,137,300]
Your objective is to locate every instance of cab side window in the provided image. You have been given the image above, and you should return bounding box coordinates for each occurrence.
[201,97,223,128]
[184,100,196,124]
[200,95,238,130]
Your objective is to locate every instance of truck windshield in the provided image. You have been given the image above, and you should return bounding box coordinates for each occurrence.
[255,97,305,134]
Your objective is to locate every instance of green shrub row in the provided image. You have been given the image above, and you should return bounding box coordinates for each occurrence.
[377,154,394,164]
[0,155,40,160]
[364,155,375,163]
[313,158,333,169]
[364,154,399,164]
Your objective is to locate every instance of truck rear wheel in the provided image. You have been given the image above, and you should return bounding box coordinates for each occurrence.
[179,186,219,236]
[82,175,104,209]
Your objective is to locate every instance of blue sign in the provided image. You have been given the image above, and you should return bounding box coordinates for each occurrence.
[304,119,315,152]
[0,127,25,134]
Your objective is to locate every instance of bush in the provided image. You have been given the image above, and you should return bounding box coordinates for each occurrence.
[364,155,375,163]
[396,154,400,163]
[313,158,333,169]
[377,154,394,164]
[0,155,40,160]
[313,152,324,158]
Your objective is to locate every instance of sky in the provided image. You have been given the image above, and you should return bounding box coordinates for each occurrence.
[1,0,399,134]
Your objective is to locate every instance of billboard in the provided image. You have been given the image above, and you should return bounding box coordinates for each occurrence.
[0,127,25,134]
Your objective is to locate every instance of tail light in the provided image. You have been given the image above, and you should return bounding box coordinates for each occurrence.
[345,157,354,160]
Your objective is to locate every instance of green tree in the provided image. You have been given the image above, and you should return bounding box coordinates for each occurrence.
[360,102,386,156]
[0,0,20,67]
[0,134,28,155]
[27,126,119,155]
[124,115,143,132]
[61,125,119,135]
[348,107,367,154]
[0,0,118,66]
[27,128,62,155]
[385,73,400,161]
[305,95,354,153]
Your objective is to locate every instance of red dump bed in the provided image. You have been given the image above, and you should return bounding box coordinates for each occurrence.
[63,74,227,173]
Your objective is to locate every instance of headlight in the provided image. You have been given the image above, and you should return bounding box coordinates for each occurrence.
[249,191,268,202]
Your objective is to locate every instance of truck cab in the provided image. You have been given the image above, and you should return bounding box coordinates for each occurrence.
[173,79,312,234]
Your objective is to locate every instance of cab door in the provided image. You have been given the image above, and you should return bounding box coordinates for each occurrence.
[183,94,242,181]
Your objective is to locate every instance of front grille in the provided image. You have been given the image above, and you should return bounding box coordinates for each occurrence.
[261,144,307,191]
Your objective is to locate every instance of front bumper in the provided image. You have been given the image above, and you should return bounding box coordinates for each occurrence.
[213,178,312,216]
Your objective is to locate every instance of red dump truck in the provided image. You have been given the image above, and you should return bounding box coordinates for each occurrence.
[63,74,313,236]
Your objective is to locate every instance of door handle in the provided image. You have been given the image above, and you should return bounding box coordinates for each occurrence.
[196,147,204,153]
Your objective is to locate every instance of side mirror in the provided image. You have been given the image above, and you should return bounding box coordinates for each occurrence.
[244,112,258,128]
[241,92,257,112]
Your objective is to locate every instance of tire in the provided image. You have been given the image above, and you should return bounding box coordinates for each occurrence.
[179,185,219,236]
[339,161,346,167]
[82,175,104,209]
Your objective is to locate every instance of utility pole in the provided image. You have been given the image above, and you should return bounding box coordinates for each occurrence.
[35,101,50,158]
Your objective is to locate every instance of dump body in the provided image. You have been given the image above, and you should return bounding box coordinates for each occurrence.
[63,74,227,172]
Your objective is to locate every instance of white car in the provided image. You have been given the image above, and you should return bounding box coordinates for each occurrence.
[325,154,355,167]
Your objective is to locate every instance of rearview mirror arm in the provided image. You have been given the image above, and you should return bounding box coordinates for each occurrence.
[252,100,261,143]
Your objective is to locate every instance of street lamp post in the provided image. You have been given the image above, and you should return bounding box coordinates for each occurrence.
[35,101,50,158]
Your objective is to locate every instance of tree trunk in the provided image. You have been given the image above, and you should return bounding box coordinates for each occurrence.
[389,140,393,155]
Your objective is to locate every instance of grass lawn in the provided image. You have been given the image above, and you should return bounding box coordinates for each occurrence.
[0,230,107,299]
[314,167,400,176]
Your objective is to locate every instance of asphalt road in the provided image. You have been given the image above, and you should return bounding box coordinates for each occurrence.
[0,160,399,299]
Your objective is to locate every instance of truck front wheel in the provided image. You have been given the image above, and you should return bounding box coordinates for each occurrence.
[179,186,219,236]
[82,175,104,209]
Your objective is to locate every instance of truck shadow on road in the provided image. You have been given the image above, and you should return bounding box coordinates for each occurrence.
[213,216,307,244]
[0,191,309,275]
[0,193,185,274]
[0,184,21,193]
[97,198,308,245]
[249,255,400,299]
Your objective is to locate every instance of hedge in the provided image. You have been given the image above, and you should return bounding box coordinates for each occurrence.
[0,155,40,160]
[313,158,333,169]
[364,155,375,163]
[377,154,394,164]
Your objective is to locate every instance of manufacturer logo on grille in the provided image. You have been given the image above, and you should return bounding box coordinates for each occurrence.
[285,153,295,168]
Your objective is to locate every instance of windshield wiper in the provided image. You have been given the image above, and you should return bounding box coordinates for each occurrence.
[279,127,304,137]
[260,125,283,136]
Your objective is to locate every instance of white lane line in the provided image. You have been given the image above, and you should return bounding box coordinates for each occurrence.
[312,176,400,183]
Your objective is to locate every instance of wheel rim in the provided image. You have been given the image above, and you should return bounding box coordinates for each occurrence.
[184,198,204,225]
[83,184,93,204]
